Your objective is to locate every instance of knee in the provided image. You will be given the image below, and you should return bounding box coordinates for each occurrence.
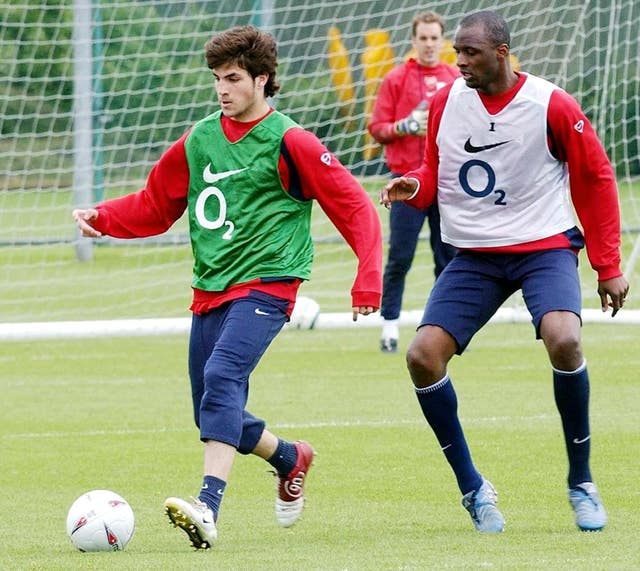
[545,331,583,369]
[406,343,445,389]
[541,312,584,370]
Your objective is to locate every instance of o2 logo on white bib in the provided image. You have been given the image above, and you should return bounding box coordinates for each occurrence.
[458,159,506,206]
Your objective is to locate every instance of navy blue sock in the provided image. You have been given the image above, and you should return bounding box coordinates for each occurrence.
[198,475,226,521]
[415,375,483,495]
[553,360,592,487]
[267,439,297,476]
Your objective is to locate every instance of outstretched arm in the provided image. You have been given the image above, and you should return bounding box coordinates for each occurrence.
[72,132,191,239]
[379,85,448,210]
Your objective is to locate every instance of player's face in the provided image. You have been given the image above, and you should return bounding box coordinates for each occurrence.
[212,62,269,121]
[412,21,444,67]
[453,24,502,94]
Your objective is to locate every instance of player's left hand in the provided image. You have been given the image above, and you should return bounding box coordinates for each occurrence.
[598,275,629,317]
[352,306,378,321]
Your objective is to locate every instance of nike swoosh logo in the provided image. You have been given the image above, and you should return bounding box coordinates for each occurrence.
[464,137,511,153]
[203,163,248,184]
[201,483,208,490]
[254,308,270,316]
[441,444,452,451]
[572,435,591,444]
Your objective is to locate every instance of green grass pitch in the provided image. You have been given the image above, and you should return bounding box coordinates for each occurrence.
[1,322,639,570]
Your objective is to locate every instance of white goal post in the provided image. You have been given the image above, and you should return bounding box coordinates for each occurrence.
[1,0,638,339]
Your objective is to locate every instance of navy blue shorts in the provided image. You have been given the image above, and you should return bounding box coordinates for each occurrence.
[421,249,582,353]
[188,291,289,453]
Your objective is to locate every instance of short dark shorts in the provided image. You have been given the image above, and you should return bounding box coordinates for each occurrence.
[420,249,582,353]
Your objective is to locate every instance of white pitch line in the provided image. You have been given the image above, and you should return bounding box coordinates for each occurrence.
[2,414,557,439]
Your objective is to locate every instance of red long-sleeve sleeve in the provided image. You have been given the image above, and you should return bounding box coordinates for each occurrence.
[93,132,190,237]
[281,128,383,308]
[402,83,452,209]
[547,90,622,280]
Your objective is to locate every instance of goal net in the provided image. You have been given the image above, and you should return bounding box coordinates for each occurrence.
[1,0,638,337]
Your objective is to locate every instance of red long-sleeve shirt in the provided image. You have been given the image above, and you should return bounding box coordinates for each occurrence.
[404,73,622,281]
[93,111,382,314]
[368,59,460,173]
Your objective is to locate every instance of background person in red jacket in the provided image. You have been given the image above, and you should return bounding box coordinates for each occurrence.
[73,25,382,550]
[380,10,629,533]
[368,11,460,353]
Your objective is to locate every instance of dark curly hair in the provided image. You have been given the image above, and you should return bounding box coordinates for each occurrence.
[205,25,280,97]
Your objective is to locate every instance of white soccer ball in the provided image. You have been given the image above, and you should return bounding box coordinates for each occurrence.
[288,295,320,330]
[66,489,135,552]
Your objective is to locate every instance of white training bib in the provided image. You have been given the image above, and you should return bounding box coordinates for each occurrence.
[436,75,574,248]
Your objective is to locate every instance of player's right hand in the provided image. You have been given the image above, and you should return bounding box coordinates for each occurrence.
[72,208,102,238]
[598,275,630,317]
[379,177,418,209]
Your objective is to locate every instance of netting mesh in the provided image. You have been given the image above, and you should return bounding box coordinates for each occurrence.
[1,0,638,323]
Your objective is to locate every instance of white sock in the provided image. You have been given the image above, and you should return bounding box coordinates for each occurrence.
[382,319,399,340]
